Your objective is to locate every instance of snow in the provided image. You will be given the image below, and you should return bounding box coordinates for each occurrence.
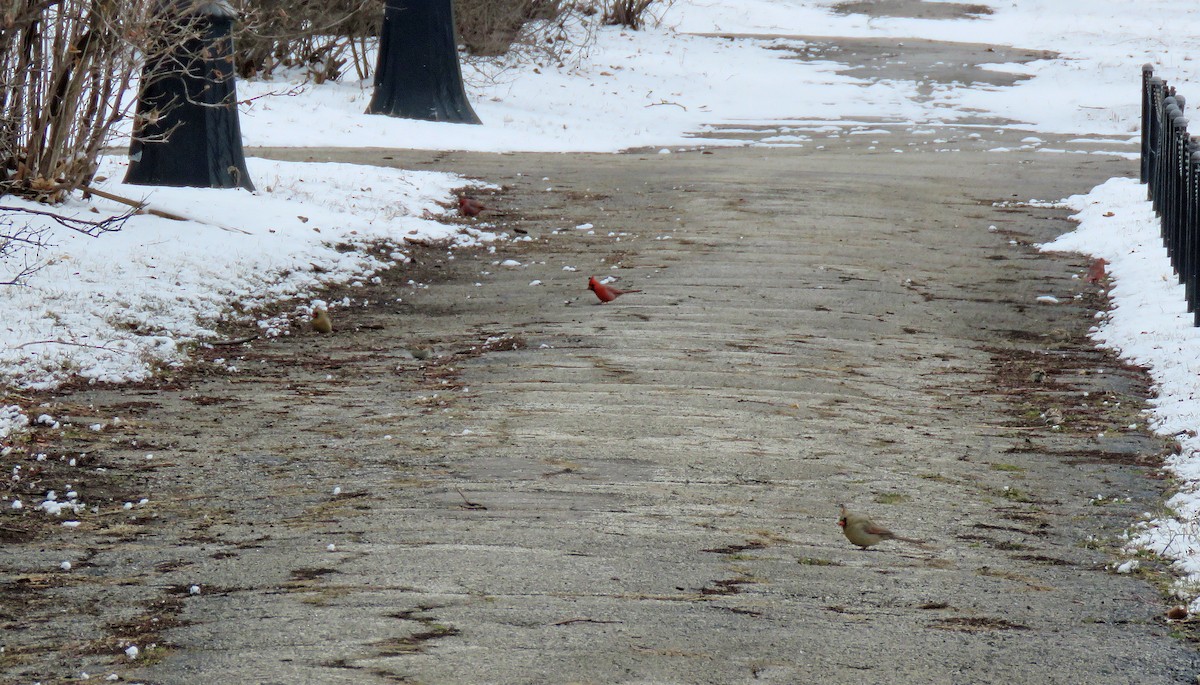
[0,157,481,391]
[1116,559,1140,574]
[664,0,1198,138]
[1043,178,1200,607]
[3,0,1200,603]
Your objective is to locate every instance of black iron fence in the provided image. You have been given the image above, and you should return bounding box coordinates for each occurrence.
[1141,64,1200,325]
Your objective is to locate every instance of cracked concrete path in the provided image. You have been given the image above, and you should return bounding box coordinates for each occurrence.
[5,21,1200,685]
[6,136,1199,683]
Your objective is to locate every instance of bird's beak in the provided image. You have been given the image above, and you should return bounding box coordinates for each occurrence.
[837,517,846,527]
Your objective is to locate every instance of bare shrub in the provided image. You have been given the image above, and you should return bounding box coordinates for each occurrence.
[455,0,565,56]
[457,0,667,70]
[599,0,664,29]
[0,0,176,203]
[0,218,50,286]
[0,204,133,285]
[229,0,664,85]
[231,0,382,81]
[459,1,600,89]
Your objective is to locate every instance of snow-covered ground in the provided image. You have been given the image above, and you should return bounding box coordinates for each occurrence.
[0,158,486,389]
[1043,179,1200,608]
[224,0,1200,151]
[8,0,1200,602]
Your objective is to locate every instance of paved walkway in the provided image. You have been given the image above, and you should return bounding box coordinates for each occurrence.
[5,32,1199,685]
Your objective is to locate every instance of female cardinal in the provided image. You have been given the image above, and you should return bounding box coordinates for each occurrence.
[588,276,642,303]
[311,308,333,334]
[837,504,925,549]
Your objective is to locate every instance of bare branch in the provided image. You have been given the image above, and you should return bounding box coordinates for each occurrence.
[10,339,136,355]
[1,0,184,202]
[0,203,134,237]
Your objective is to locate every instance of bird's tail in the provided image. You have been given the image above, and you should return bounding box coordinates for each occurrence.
[895,535,933,549]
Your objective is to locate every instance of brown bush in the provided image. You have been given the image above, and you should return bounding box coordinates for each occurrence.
[454,0,565,56]
[231,0,569,80]
[0,0,185,202]
[599,0,657,29]
[229,0,662,84]
[231,0,383,81]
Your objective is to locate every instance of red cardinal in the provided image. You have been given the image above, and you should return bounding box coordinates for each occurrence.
[1086,257,1108,284]
[588,276,642,303]
[458,196,487,217]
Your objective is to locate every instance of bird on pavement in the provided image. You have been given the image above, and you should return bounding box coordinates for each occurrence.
[588,276,642,303]
[311,308,333,334]
[837,504,926,549]
[458,196,487,217]
[408,345,434,360]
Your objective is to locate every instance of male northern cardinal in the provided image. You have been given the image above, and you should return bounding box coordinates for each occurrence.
[458,196,487,217]
[837,504,925,549]
[588,276,642,303]
[311,308,333,334]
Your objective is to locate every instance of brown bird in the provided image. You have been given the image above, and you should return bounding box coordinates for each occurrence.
[837,504,925,549]
[311,308,333,334]
[588,275,642,303]
[1086,257,1108,284]
[458,196,487,217]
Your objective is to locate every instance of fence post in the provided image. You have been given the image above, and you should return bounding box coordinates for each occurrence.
[1157,97,1175,236]
[1143,64,1155,183]
[1176,110,1188,256]
[1169,112,1188,261]
[1187,145,1200,310]
[1171,116,1190,272]
[1185,138,1198,289]
[1148,78,1165,201]
[1192,149,1200,324]
[1157,94,1178,216]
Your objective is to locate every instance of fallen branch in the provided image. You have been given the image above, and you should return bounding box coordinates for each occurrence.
[79,185,253,235]
[455,487,487,510]
[552,617,623,626]
[81,185,188,221]
[645,98,686,110]
[11,339,135,355]
[0,203,131,237]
